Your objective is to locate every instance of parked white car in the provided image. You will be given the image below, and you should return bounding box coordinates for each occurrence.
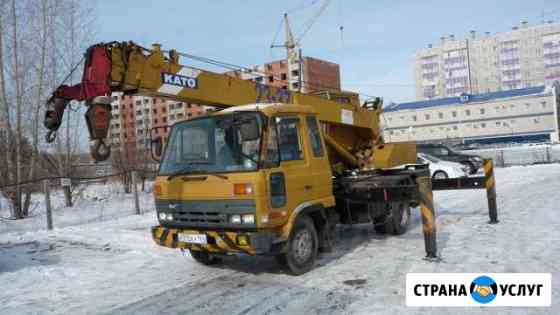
[417,153,469,179]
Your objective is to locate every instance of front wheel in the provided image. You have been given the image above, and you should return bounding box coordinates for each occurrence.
[189,249,222,265]
[276,216,318,275]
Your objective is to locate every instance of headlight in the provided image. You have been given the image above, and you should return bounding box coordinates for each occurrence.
[166,213,174,221]
[159,212,167,220]
[230,214,241,224]
[241,214,255,224]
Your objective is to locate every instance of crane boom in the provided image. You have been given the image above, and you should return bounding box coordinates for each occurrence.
[44,41,389,163]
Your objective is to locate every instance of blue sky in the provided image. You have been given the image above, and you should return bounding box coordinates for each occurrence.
[96,0,559,104]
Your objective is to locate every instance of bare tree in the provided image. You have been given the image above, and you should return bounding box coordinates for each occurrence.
[0,0,96,217]
[22,0,49,215]
[0,0,15,207]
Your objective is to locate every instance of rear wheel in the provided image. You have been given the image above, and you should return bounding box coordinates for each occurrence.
[432,170,448,180]
[276,216,318,275]
[374,202,411,235]
[189,249,222,265]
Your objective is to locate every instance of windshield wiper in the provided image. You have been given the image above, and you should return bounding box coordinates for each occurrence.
[166,162,209,181]
[232,150,259,165]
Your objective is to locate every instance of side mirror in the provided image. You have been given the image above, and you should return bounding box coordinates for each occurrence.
[239,117,260,141]
[151,136,163,161]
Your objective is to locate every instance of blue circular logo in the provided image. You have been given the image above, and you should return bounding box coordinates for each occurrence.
[470,276,497,304]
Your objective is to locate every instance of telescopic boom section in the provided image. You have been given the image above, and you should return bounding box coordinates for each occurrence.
[43,41,384,162]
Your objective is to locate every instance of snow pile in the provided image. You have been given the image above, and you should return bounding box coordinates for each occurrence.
[0,191,14,218]
[0,181,155,234]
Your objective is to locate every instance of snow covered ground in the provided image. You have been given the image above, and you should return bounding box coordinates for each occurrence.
[1,164,559,314]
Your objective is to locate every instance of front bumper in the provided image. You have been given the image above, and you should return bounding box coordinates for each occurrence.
[151,226,282,255]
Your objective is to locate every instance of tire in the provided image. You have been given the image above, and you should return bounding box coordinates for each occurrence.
[277,216,318,275]
[189,249,222,265]
[374,202,411,235]
[432,170,448,180]
[463,161,477,174]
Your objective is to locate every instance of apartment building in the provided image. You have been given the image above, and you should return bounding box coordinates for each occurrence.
[108,93,206,156]
[382,84,560,145]
[226,56,341,93]
[415,21,560,100]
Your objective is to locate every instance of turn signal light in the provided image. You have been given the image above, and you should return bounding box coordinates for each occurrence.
[154,183,162,197]
[234,183,253,195]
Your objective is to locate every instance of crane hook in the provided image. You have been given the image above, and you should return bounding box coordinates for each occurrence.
[90,139,111,162]
[46,130,57,143]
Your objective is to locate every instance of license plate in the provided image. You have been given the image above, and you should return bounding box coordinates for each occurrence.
[178,233,207,245]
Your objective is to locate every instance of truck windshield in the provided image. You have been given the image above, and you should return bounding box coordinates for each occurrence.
[159,112,263,176]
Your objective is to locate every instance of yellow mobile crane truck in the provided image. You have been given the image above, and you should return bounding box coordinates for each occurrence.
[43,42,442,274]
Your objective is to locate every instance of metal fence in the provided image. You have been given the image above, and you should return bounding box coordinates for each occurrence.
[0,170,155,233]
[461,144,560,167]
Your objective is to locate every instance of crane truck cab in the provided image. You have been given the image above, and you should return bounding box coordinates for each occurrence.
[152,103,339,274]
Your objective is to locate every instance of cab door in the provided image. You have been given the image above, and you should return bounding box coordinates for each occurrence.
[262,115,314,226]
[304,115,332,201]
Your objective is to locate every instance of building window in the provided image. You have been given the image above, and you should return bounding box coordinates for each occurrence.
[481,123,486,128]
[187,103,192,108]
[268,76,274,83]
[438,112,443,119]
[255,77,263,83]
[411,115,417,121]
[425,114,430,120]
[154,119,158,124]
[162,108,166,113]
[169,114,175,120]
[496,121,501,126]
[163,117,167,123]
[452,125,458,130]
[143,99,149,104]
[112,96,118,101]
[292,82,299,89]
[465,109,471,116]
[282,85,288,89]
[135,100,141,105]
[541,101,547,108]
[291,70,299,77]
[534,118,540,124]
[480,108,485,114]
[280,73,287,80]
[187,113,192,117]
[452,111,457,118]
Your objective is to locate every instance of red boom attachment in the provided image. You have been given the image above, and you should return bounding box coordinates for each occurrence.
[43,44,113,161]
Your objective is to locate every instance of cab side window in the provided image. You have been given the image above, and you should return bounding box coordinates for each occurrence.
[276,116,303,161]
[263,119,280,166]
[306,116,324,157]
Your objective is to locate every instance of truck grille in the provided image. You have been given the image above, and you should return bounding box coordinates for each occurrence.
[155,199,256,229]
[173,211,227,224]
